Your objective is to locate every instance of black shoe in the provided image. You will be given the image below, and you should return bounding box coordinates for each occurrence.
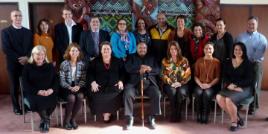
[237,113,244,127]
[248,109,255,115]
[265,117,268,121]
[124,116,134,130]
[70,119,78,129]
[64,122,73,130]
[197,113,202,123]
[148,116,156,130]
[229,122,239,132]
[201,112,209,124]
[13,109,22,115]
[43,122,49,133]
[39,121,45,133]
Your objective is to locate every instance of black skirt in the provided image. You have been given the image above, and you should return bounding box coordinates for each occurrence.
[89,86,122,114]
[26,92,57,112]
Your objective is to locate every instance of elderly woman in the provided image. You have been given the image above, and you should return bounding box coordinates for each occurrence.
[210,18,233,62]
[59,43,86,130]
[189,23,210,65]
[194,42,220,124]
[133,17,151,46]
[216,42,253,132]
[111,19,136,60]
[33,18,54,63]
[22,45,58,133]
[87,41,124,123]
[161,41,191,122]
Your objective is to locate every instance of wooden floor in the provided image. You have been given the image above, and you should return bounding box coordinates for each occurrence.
[1,91,268,134]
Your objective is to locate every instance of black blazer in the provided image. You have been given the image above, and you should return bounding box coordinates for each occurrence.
[125,53,160,86]
[54,23,82,57]
[79,29,110,61]
[1,26,33,69]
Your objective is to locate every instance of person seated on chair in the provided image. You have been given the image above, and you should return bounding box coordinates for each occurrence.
[22,45,58,133]
[194,42,220,124]
[87,41,124,123]
[124,42,161,130]
[59,43,87,130]
[216,42,253,132]
[161,41,191,122]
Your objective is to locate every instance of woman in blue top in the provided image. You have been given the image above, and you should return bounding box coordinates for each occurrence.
[111,19,136,60]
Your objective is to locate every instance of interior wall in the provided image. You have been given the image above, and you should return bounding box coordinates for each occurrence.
[0,3,18,94]
[221,5,268,90]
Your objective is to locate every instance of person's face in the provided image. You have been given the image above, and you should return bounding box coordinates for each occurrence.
[137,43,147,57]
[10,11,22,27]
[204,44,214,56]
[118,20,127,32]
[234,45,243,58]
[33,51,45,65]
[157,14,166,27]
[194,26,203,38]
[170,45,178,57]
[90,17,100,30]
[216,20,225,33]
[40,21,49,34]
[69,47,80,59]
[137,19,146,30]
[247,19,258,33]
[62,10,73,21]
[177,18,185,29]
[101,44,112,57]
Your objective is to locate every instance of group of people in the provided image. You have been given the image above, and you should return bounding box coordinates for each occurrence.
[1,6,267,133]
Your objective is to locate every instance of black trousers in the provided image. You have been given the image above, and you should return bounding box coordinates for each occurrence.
[164,84,188,119]
[123,82,161,117]
[7,65,23,111]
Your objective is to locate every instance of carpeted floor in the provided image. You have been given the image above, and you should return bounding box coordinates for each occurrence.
[0,91,268,134]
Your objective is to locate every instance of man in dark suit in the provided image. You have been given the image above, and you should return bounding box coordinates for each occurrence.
[123,42,161,130]
[54,7,82,62]
[1,10,33,115]
[80,16,110,62]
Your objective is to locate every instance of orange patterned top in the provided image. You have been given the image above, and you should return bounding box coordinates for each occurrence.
[33,33,54,62]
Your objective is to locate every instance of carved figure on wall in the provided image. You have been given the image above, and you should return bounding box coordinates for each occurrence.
[65,0,91,30]
[133,0,158,26]
[194,0,220,35]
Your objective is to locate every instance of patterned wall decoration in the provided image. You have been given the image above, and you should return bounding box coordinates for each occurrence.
[65,0,219,33]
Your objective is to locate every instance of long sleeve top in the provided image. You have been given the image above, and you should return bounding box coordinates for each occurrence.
[161,57,191,85]
[223,59,253,88]
[33,33,54,62]
[111,32,137,59]
[236,31,267,62]
[59,60,87,89]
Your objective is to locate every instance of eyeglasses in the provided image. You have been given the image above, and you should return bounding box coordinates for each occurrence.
[118,23,126,25]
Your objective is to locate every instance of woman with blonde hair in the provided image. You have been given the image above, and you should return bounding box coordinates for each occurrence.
[22,45,58,133]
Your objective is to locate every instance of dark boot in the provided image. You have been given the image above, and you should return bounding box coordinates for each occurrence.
[148,115,156,129]
[124,116,134,130]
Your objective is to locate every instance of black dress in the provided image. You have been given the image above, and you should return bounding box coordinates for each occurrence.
[219,59,253,104]
[87,57,124,114]
[22,63,58,111]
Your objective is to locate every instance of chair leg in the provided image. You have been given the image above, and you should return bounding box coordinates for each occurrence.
[245,105,249,128]
[83,99,87,124]
[185,98,188,120]
[94,115,97,122]
[60,104,63,127]
[30,112,34,132]
[117,110,119,120]
[214,100,217,124]
[221,109,224,124]
[55,107,59,126]
[192,97,195,120]
[164,97,166,118]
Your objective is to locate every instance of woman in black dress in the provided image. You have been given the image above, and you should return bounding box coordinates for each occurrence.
[216,42,253,132]
[59,43,87,130]
[87,41,124,123]
[22,45,58,133]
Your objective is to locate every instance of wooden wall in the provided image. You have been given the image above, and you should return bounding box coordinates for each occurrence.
[221,5,268,90]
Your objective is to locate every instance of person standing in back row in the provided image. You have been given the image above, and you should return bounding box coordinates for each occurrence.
[1,10,33,115]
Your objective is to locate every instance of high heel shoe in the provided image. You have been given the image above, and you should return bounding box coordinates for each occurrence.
[237,113,244,127]
[229,122,238,132]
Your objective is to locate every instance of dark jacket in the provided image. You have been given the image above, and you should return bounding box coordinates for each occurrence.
[125,53,160,86]
[54,23,82,57]
[1,26,33,70]
[79,29,110,61]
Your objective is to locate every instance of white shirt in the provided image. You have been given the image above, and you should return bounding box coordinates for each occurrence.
[65,20,76,44]
[71,66,76,81]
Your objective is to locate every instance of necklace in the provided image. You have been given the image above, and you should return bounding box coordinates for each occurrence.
[202,58,213,82]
